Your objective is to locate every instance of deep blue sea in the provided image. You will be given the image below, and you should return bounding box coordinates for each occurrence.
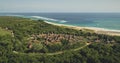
[1,13,120,30]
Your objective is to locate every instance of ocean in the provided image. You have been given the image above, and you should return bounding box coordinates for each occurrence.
[0,13,120,30]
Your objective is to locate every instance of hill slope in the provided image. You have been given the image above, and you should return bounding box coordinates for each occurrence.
[0,16,120,63]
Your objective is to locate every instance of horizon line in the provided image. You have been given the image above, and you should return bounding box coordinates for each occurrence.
[0,12,120,13]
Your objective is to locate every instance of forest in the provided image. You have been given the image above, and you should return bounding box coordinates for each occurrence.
[0,16,120,63]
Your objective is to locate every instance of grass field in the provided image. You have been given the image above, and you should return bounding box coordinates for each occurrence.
[0,27,11,36]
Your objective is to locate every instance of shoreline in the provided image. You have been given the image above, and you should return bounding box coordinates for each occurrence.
[45,21,120,36]
[3,15,120,36]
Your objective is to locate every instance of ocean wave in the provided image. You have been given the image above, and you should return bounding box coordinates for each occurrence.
[59,20,67,23]
[31,16,68,23]
[31,16,58,21]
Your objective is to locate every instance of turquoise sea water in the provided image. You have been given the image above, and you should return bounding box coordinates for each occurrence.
[0,13,120,30]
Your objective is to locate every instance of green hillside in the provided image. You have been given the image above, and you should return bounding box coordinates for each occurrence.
[0,16,120,63]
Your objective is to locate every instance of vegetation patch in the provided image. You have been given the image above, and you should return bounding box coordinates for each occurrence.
[0,16,120,63]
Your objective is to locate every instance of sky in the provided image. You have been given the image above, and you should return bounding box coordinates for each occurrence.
[0,0,120,13]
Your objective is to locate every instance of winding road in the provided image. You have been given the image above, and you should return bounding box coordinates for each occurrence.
[13,43,91,56]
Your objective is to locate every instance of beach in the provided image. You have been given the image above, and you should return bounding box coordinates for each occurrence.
[45,21,120,36]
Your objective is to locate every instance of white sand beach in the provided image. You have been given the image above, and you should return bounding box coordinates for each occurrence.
[45,21,120,36]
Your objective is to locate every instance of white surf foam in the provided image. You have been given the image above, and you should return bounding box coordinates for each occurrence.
[32,16,68,23]
[31,16,58,21]
[59,20,67,23]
